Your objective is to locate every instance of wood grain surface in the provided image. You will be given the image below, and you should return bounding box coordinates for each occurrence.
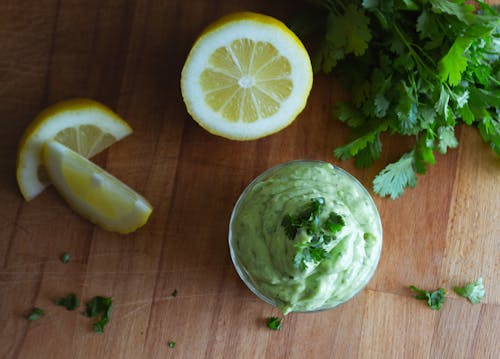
[0,1,499,358]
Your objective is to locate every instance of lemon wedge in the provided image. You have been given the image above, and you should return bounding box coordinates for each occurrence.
[181,12,313,140]
[16,98,132,201]
[43,140,152,234]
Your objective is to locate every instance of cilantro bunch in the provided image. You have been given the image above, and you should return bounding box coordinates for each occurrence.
[292,0,500,198]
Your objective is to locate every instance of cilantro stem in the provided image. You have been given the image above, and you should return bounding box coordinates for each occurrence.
[412,43,437,67]
[393,24,435,77]
[488,75,500,86]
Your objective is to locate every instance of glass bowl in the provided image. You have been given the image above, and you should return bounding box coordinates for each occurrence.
[228,160,382,314]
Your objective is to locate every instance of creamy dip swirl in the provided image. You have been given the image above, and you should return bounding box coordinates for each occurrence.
[230,161,382,314]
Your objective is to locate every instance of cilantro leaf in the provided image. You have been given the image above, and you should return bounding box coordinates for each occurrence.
[281,197,325,240]
[334,123,387,161]
[438,36,472,86]
[335,102,365,127]
[56,293,80,311]
[334,132,377,160]
[410,285,446,310]
[324,212,345,234]
[454,277,485,304]
[171,289,178,297]
[266,317,283,331]
[373,151,417,199]
[437,126,458,154]
[428,0,475,25]
[342,5,372,56]
[457,104,475,125]
[168,341,176,348]
[294,240,330,270]
[84,296,112,334]
[354,137,382,168]
[27,307,45,321]
[282,197,345,269]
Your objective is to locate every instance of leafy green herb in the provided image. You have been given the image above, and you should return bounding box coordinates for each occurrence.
[60,252,71,264]
[454,277,485,304]
[266,317,283,330]
[282,197,325,240]
[282,197,345,269]
[27,307,45,321]
[292,0,500,198]
[84,296,112,333]
[410,285,446,310]
[171,289,178,297]
[56,293,80,311]
[168,341,176,348]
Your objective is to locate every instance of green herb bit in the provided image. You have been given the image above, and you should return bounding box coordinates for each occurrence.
[281,197,325,240]
[56,293,80,311]
[168,341,176,348]
[27,307,45,321]
[84,296,112,333]
[60,252,71,264]
[410,285,446,310]
[454,277,485,304]
[282,197,345,269]
[324,212,345,234]
[293,236,331,270]
[171,289,178,297]
[266,317,283,331]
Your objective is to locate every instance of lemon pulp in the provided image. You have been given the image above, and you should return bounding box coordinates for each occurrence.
[201,39,293,122]
[181,12,313,140]
[43,140,152,234]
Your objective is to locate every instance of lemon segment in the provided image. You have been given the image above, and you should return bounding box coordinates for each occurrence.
[16,98,132,201]
[181,12,313,140]
[43,140,152,234]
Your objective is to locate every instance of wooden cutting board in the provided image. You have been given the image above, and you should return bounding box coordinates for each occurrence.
[0,1,498,358]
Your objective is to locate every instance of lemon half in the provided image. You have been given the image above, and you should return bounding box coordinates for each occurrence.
[181,12,313,140]
[16,99,132,201]
[43,140,152,234]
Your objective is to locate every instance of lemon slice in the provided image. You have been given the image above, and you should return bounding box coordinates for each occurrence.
[16,98,132,201]
[43,140,152,234]
[181,12,313,140]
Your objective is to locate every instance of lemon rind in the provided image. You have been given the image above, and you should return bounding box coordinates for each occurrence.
[16,99,132,201]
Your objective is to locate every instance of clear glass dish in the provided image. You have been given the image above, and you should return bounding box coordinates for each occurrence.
[228,160,383,314]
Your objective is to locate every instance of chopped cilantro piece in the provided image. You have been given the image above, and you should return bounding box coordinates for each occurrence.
[56,293,80,311]
[266,317,283,331]
[27,307,45,321]
[168,341,176,348]
[84,296,112,333]
[60,252,71,264]
[454,277,485,304]
[324,212,345,234]
[410,285,446,310]
[171,289,178,297]
[281,197,325,240]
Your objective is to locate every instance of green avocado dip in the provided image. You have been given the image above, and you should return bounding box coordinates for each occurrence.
[229,161,382,314]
